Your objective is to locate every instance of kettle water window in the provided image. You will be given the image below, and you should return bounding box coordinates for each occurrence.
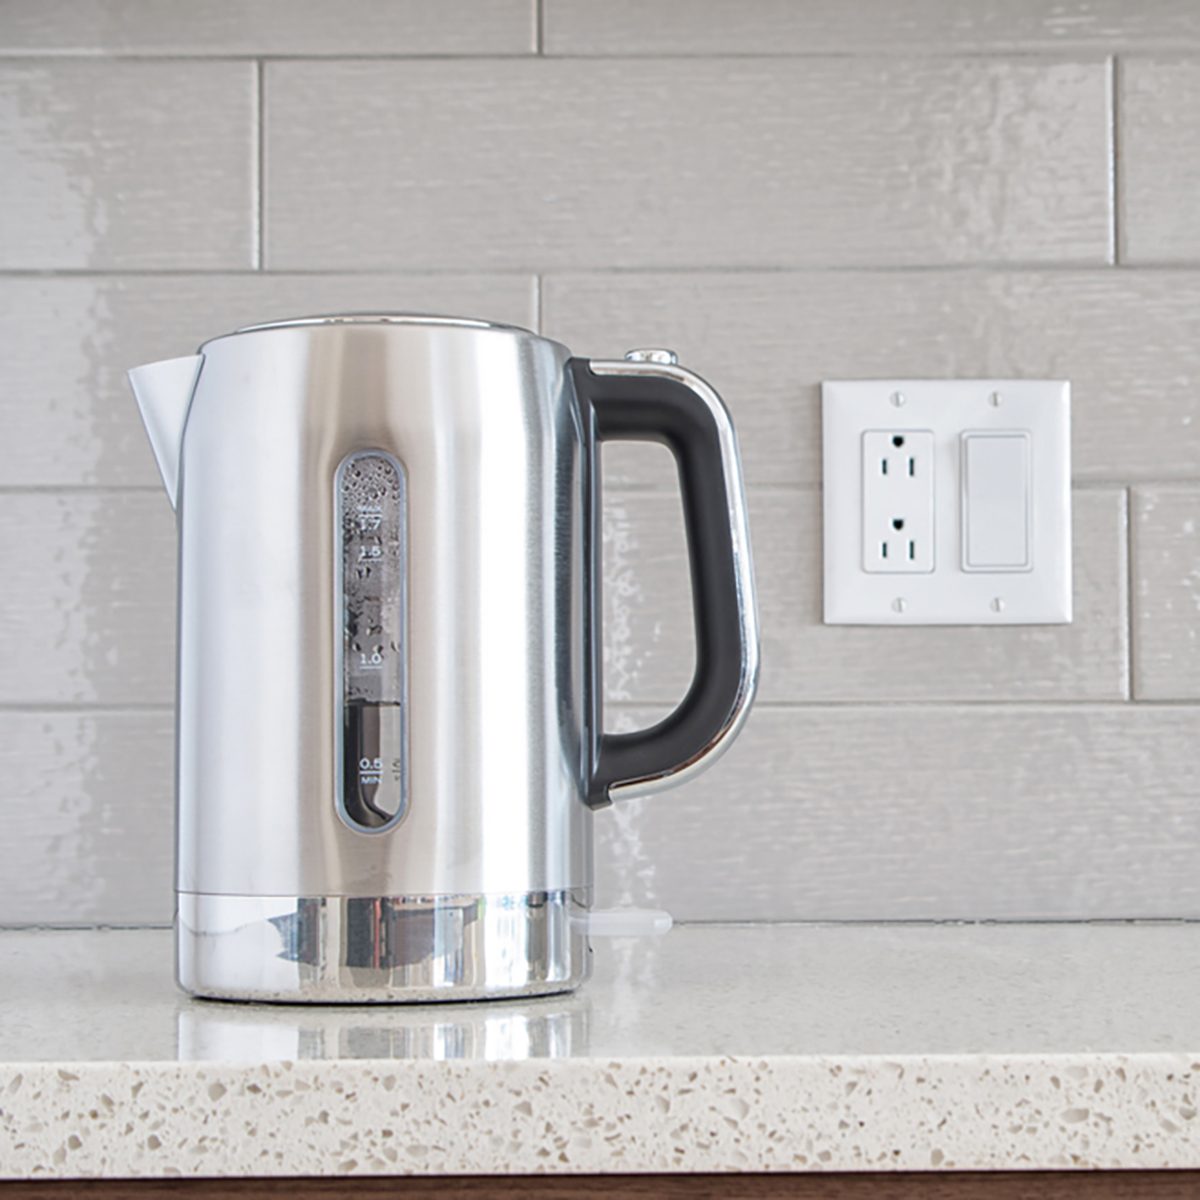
[337,452,408,832]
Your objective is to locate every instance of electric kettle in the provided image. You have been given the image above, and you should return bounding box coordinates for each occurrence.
[129,315,758,1003]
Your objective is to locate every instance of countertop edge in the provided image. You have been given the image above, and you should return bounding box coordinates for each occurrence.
[4,1051,1199,1177]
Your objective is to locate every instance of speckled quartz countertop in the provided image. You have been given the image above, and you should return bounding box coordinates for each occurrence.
[1,924,1199,1178]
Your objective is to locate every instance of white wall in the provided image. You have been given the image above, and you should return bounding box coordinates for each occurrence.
[2,0,1199,924]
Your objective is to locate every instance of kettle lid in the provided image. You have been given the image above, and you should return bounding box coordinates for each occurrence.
[224,313,534,338]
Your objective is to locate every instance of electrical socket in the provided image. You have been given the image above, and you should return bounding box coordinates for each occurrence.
[861,429,934,573]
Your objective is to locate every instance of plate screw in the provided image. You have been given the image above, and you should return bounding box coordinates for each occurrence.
[892,597,907,613]
[990,597,1005,613]
[989,391,1003,407]
[890,391,906,407]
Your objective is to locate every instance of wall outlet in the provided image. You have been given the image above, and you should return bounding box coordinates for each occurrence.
[822,380,1072,626]
[862,430,934,573]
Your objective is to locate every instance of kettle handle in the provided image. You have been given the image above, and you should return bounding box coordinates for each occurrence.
[570,357,760,808]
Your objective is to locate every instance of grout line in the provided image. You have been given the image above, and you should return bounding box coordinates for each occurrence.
[0,49,1184,63]
[673,917,1200,928]
[1126,484,1139,699]
[0,52,546,64]
[0,923,173,932]
[0,485,165,494]
[7,263,1200,280]
[598,480,1148,496]
[5,918,1200,932]
[1108,55,1120,265]
[0,481,1193,500]
[673,918,1200,928]
[254,59,265,270]
[608,699,1200,712]
[5,700,1200,718]
[0,705,174,715]
[0,481,1186,498]
[1108,54,1118,265]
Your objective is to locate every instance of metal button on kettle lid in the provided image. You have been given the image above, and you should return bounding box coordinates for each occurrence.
[623,348,679,365]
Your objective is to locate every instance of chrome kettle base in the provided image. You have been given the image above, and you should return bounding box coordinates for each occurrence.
[177,891,591,1004]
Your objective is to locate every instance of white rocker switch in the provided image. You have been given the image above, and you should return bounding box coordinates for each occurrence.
[961,432,1031,572]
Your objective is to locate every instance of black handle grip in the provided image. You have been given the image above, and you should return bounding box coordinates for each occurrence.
[571,358,756,808]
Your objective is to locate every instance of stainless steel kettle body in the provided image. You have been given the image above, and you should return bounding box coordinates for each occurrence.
[129,316,758,1002]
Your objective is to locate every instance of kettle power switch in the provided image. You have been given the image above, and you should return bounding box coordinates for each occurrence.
[961,432,1031,572]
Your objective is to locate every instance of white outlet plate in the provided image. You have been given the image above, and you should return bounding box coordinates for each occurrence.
[822,379,1072,626]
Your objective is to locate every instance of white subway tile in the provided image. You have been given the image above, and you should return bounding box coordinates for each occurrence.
[545,271,1200,485]
[1132,486,1200,699]
[603,489,1128,705]
[0,0,535,55]
[0,274,536,488]
[3,484,1124,708]
[0,493,175,705]
[547,0,1200,55]
[9,701,1193,926]
[265,58,1111,270]
[0,711,174,926]
[597,704,1200,920]
[0,62,255,269]
[1119,57,1200,264]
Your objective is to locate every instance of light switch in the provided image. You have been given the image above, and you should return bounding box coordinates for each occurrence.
[961,432,1030,572]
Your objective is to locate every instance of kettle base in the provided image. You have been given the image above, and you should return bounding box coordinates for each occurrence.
[177,890,591,1004]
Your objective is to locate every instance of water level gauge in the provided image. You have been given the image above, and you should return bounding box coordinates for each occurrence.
[336,451,408,831]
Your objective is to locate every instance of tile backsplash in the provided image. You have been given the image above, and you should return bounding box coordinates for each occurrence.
[0,61,257,269]
[2,1,1199,926]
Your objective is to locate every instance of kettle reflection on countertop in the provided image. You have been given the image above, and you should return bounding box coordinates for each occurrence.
[177,994,589,1063]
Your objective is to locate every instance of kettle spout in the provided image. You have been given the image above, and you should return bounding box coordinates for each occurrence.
[127,354,203,509]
